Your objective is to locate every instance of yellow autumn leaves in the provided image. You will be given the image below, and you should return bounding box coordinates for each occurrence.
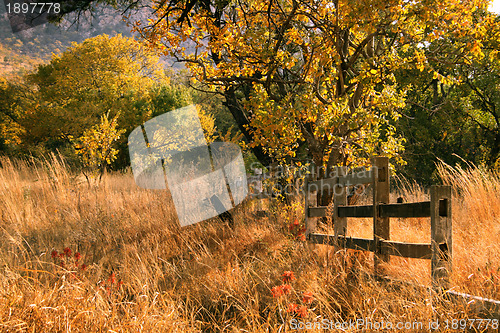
[135,0,494,167]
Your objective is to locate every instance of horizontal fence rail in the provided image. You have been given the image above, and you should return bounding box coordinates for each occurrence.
[305,157,451,287]
[304,156,500,317]
[308,201,434,219]
[309,233,432,259]
[303,156,500,317]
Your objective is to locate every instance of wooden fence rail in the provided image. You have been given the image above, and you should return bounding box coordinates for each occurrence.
[247,157,498,316]
[304,157,452,289]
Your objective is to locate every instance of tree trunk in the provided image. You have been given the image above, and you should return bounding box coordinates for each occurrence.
[489,131,500,167]
[315,148,343,207]
[223,87,273,166]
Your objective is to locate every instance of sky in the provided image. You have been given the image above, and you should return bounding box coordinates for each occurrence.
[490,0,500,13]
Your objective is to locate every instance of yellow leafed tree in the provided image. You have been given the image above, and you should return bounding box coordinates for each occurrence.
[73,112,125,184]
[134,0,491,177]
[26,34,166,144]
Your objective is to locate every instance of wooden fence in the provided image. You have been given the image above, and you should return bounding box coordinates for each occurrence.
[304,157,453,290]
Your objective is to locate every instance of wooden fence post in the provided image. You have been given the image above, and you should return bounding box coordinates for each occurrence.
[305,175,318,236]
[373,157,390,275]
[304,177,310,236]
[333,166,347,250]
[431,185,452,290]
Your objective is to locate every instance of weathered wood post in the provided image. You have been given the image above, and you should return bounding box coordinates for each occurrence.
[373,157,390,275]
[304,175,318,237]
[333,166,347,250]
[249,168,263,211]
[430,185,452,290]
[304,177,310,235]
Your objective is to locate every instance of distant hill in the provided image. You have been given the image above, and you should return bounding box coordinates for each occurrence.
[0,4,152,77]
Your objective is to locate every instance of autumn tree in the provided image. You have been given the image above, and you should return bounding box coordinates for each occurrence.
[0,77,27,150]
[396,9,500,181]
[455,13,500,169]
[46,0,497,184]
[26,34,166,145]
[73,112,125,184]
[16,34,169,167]
[126,0,490,204]
[1,33,219,169]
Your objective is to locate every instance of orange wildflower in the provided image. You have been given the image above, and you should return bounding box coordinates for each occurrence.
[282,284,292,295]
[108,273,116,284]
[296,305,308,318]
[302,291,314,304]
[271,285,284,298]
[287,303,298,313]
[282,271,295,283]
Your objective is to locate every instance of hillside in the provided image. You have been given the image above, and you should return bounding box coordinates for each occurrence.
[0,4,141,77]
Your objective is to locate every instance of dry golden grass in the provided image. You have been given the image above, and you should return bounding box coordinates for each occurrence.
[0,154,499,332]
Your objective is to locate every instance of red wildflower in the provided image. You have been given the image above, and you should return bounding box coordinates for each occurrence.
[282,271,295,283]
[302,292,314,304]
[289,219,300,230]
[74,252,81,260]
[297,234,306,241]
[282,284,292,295]
[287,303,298,313]
[117,280,124,288]
[271,285,284,298]
[59,253,65,258]
[108,273,116,284]
[80,264,87,271]
[59,261,65,268]
[63,247,72,257]
[296,305,308,318]
[51,250,58,258]
[287,303,308,317]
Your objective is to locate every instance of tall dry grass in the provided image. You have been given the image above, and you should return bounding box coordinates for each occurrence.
[0,155,498,332]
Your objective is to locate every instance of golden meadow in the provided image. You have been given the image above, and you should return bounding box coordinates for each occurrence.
[0,155,499,332]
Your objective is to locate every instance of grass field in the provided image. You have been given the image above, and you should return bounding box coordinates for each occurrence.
[0,155,499,332]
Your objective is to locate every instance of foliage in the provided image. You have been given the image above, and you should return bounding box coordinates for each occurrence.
[0,77,26,147]
[3,34,168,168]
[135,0,492,176]
[72,112,125,183]
[150,83,192,118]
[0,32,220,170]
[2,0,499,183]
[149,84,219,143]
[26,33,165,143]
[455,15,500,169]
[396,10,500,182]
[167,69,244,144]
